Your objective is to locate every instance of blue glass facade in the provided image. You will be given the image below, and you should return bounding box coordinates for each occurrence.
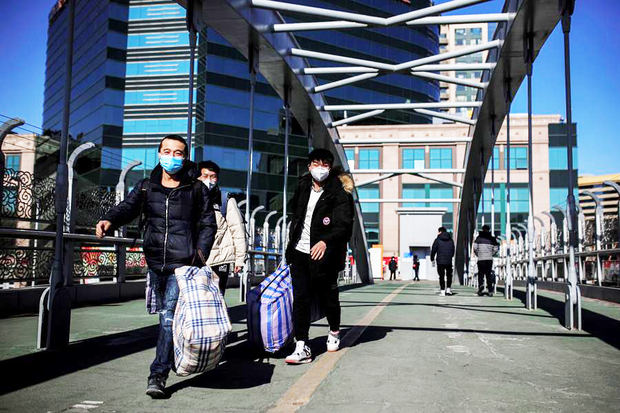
[43,0,128,186]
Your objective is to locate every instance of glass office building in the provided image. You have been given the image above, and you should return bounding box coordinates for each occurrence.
[42,0,128,187]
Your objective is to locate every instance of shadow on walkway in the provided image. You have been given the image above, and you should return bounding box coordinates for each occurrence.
[312,322,592,339]
[339,300,556,319]
[498,286,620,351]
[0,303,248,395]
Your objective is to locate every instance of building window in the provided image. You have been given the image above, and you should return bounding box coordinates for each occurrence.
[402,184,426,208]
[549,147,578,170]
[358,149,380,169]
[550,187,568,208]
[5,154,21,171]
[510,185,530,213]
[429,148,452,169]
[402,148,425,169]
[129,4,184,21]
[344,148,355,169]
[430,185,454,229]
[358,185,380,248]
[505,147,528,170]
[487,147,500,170]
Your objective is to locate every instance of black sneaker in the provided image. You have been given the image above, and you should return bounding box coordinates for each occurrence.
[146,376,166,399]
[477,290,484,296]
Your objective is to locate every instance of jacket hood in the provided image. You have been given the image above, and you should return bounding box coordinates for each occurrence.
[438,231,452,241]
[150,160,199,186]
[299,166,354,194]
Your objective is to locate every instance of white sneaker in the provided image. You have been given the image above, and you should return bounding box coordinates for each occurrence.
[285,340,312,364]
[446,288,452,296]
[439,290,446,296]
[326,331,340,352]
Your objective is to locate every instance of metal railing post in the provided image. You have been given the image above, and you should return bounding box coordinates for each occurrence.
[583,190,604,286]
[64,142,95,287]
[66,143,96,230]
[577,205,585,282]
[241,43,259,304]
[524,31,537,310]
[114,161,142,283]
[603,180,620,246]
[504,78,513,300]
[282,89,290,265]
[44,0,76,350]
[543,211,558,281]
[559,0,581,329]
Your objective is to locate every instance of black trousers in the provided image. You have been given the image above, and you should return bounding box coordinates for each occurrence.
[213,263,230,296]
[290,250,341,342]
[477,260,494,292]
[437,264,453,290]
[413,268,420,281]
[389,270,396,280]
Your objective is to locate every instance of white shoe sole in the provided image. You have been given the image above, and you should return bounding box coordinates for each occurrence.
[285,358,312,365]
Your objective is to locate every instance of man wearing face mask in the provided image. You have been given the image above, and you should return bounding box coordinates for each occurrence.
[284,148,355,364]
[197,160,247,296]
[95,135,217,398]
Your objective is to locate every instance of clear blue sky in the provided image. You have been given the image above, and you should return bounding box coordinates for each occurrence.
[0,0,618,175]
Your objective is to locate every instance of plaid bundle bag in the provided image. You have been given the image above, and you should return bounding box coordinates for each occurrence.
[173,265,232,376]
[247,263,294,353]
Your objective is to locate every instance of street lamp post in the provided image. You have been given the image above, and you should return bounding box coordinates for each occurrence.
[560,0,581,330]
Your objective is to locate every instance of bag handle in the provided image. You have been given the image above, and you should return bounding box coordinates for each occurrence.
[192,248,207,268]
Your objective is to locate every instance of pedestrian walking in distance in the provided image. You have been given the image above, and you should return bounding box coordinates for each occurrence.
[388,256,398,281]
[284,148,355,364]
[412,255,420,281]
[430,227,455,296]
[197,160,247,296]
[96,135,217,399]
[473,225,499,296]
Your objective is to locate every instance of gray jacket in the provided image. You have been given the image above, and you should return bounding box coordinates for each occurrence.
[473,231,499,261]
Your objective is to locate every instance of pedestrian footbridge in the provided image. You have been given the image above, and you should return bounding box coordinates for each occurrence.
[2,282,619,412]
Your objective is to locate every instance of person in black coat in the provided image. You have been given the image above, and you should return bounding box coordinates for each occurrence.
[388,256,398,281]
[284,148,354,364]
[431,227,455,296]
[412,255,420,281]
[96,135,216,398]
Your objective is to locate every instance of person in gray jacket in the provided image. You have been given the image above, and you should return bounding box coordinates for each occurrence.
[473,225,499,296]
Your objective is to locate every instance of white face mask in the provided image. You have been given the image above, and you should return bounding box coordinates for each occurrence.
[310,166,330,182]
[202,179,217,190]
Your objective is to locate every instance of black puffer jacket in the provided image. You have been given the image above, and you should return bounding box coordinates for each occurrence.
[286,167,355,273]
[103,162,217,274]
[431,231,455,265]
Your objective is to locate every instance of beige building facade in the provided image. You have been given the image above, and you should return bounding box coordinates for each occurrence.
[339,114,566,258]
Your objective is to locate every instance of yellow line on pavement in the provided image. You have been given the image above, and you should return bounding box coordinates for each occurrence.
[268,282,410,413]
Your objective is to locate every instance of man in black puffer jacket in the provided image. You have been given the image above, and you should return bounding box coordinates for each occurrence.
[284,148,354,364]
[96,135,216,398]
[431,227,455,296]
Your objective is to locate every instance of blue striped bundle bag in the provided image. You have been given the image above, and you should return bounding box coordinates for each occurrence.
[173,265,232,376]
[247,263,293,353]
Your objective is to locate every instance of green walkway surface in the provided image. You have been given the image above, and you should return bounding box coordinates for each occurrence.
[1,282,619,412]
